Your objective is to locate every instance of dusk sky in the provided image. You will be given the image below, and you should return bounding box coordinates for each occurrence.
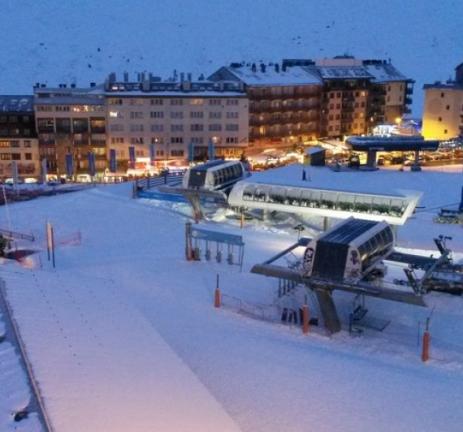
[1,0,462,114]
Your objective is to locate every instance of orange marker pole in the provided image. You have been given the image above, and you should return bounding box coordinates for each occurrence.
[302,304,310,334]
[214,274,221,308]
[421,318,431,362]
[421,330,430,362]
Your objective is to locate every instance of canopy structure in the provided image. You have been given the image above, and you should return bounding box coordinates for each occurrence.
[346,136,440,169]
[228,181,421,225]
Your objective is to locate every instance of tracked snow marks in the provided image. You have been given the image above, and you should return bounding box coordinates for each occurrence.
[2,269,241,432]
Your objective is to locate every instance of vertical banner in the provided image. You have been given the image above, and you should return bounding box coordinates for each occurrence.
[41,158,48,183]
[109,149,117,173]
[208,139,215,161]
[129,146,136,169]
[11,161,19,187]
[188,141,194,163]
[65,153,74,178]
[149,142,156,164]
[87,152,96,177]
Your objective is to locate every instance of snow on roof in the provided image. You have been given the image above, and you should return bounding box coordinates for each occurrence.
[317,66,373,80]
[226,65,322,86]
[363,63,407,82]
[0,95,34,112]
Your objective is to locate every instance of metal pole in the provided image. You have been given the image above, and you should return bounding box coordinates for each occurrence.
[51,225,55,268]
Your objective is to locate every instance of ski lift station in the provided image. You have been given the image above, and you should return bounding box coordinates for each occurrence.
[228,181,420,225]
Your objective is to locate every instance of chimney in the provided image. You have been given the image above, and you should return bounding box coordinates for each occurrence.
[70,83,76,88]
[142,77,150,92]
[123,72,129,82]
[180,72,185,82]
[251,63,257,73]
[187,72,192,82]
[260,63,266,73]
[90,82,96,88]
[275,63,280,73]
[108,72,116,83]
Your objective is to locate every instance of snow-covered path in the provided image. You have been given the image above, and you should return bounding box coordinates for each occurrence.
[2,171,463,431]
[2,263,241,431]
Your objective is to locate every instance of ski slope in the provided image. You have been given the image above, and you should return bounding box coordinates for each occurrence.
[1,164,463,431]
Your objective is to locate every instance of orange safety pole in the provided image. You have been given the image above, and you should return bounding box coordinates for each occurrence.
[421,331,430,362]
[240,209,244,229]
[214,274,221,308]
[302,304,310,334]
[421,318,431,362]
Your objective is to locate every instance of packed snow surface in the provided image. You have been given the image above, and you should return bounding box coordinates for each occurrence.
[1,164,463,431]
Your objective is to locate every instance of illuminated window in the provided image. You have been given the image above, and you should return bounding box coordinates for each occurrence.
[190,99,204,105]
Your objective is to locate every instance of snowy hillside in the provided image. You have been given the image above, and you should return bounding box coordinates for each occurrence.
[1,0,462,115]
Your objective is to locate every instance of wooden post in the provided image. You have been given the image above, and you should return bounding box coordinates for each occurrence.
[302,304,310,334]
[421,318,430,362]
[214,274,221,308]
[240,209,244,229]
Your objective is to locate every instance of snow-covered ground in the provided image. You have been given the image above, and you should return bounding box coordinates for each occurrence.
[1,164,463,431]
[1,0,463,114]
[0,305,42,431]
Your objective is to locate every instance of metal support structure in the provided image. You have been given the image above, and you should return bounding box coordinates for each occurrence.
[314,288,341,334]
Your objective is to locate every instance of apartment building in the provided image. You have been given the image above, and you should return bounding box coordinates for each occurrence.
[210,57,412,143]
[316,58,371,137]
[422,63,463,140]
[363,59,413,124]
[34,84,106,175]
[105,72,248,170]
[209,62,322,149]
[316,57,413,137]
[0,96,39,178]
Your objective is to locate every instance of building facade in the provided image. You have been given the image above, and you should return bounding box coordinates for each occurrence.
[105,73,248,171]
[0,96,39,178]
[363,59,413,125]
[209,63,322,149]
[34,85,106,175]
[210,57,412,144]
[422,63,463,140]
[316,58,371,137]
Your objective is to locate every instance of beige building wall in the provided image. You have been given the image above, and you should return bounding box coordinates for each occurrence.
[422,87,463,140]
[106,94,249,169]
[383,81,407,123]
[0,138,40,178]
[324,89,368,137]
[35,96,106,175]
